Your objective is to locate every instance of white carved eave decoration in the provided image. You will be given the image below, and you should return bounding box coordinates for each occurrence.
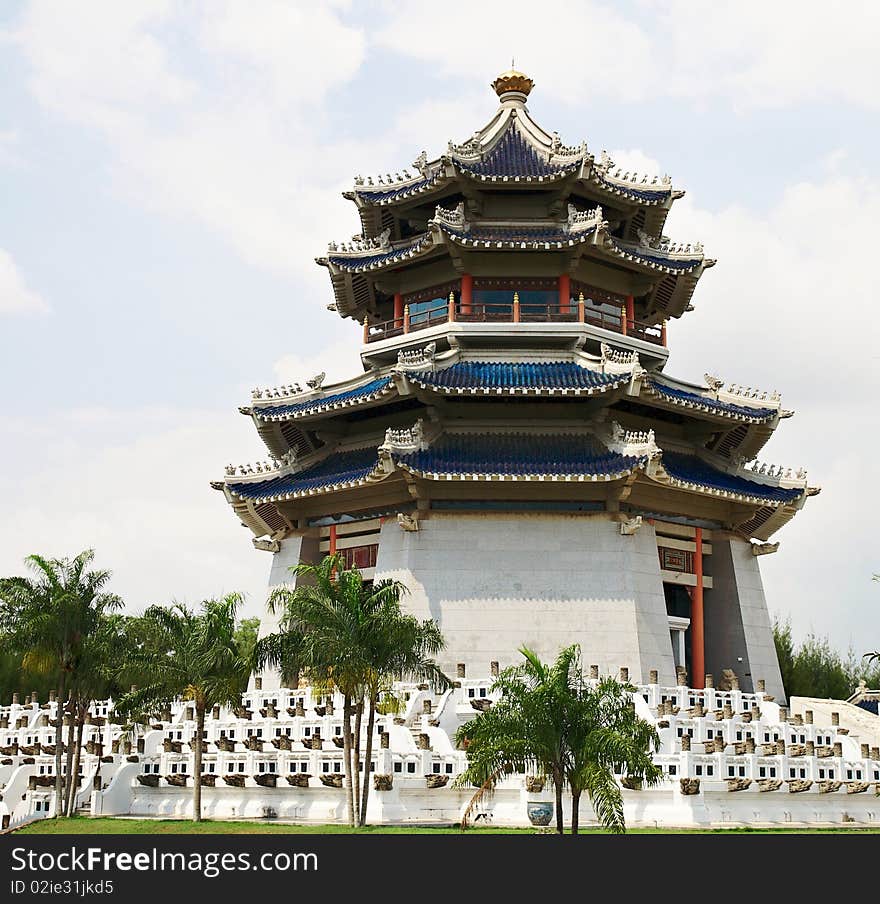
[605,422,662,461]
[600,342,642,376]
[646,380,775,423]
[327,228,392,256]
[430,203,467,232]
[223,448,298,481]
[395,341,437,372]
[251,371,326,403]
[379,419,427,456]
[733,457,809,491]
[566,203,607,235]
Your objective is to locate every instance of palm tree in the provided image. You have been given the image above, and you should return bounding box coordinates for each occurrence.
[114,593,251,822]
[64,613,129,816]
[456,646,661,834]
[357,587,448,825]
[256,555,448,827]
[456,646,572,833]
[0,550,121,817]
[563,675,661,834]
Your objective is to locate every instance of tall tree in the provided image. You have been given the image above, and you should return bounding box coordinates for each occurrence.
[563,675,661,834]
[114,594,252,822]
[456,646,660,834]
[64,613,129,816]
[0,550,121,817]
[256,555,448,827]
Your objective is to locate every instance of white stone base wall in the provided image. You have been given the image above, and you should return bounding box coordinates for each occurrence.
[374,512,677,685]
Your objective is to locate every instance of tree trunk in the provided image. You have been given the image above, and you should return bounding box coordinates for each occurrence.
[341,695,356,827]
[66,706,85,817]
[570,789,581,835]
[193,705,204,823]
[53,675,66,818]
[554,769,565,835]
[352,700,363,823]
[63,698,77,816]
[358,692,377,826]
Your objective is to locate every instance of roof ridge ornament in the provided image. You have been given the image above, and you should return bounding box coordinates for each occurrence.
[605,421,661,462]
[567,203,606,235]
[431,202,467,231]
[380,419,427,455]
[733,456,808,488]
[599,342,641,377]
[491,68,535,99]
[396,341,437,371]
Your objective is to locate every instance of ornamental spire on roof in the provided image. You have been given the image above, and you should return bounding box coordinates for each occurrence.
[491,66,535,101]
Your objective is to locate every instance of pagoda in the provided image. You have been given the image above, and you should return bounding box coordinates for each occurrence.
[213,70,817,701]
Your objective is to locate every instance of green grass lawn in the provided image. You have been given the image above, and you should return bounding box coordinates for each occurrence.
[13,817,880,835]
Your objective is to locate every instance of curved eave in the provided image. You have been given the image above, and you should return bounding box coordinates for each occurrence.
[659,475,804,508]
[351,170,450,206]
[642,381,778,425]
[404,362,631,397]
[394,461,643,483]
[250,378,397,423]
[438,222,596,250]
[452,160,582,185]
[326,234,439,274]
[603,239,705,276]
[585,172,675,207]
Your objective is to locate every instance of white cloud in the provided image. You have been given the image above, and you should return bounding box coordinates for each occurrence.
[0,248,48,314]
[659,163,880,650]
[376,0,880,110]
[272,335,363,389]
[0,406,270,619]
[11,1,371,283]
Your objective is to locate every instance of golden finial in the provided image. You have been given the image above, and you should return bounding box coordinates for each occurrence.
[491,67,534,99]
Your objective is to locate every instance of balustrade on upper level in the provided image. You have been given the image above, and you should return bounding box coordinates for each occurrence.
[363,275,666,348]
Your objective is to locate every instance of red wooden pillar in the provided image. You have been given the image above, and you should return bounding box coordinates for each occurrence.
[625,294,635,330]
[558,274,571,314]
[329,524,337,556]
[691,527,705,690]
[460,274,473,315]
[393,293,404,327]
[661,320,668,347]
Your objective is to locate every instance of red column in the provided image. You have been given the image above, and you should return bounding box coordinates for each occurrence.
[558,274,570,314]
[329,524,337,556]
[691,527,704,690]
[460,274,473,315]
[661,320,668,347]
[393,293,403,327]
[625,294,635,330]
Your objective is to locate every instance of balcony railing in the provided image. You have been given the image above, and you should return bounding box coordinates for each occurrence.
[364,295,665,346]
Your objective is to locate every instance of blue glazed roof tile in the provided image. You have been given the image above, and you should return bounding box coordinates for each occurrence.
[593,172,671,203]
[254,377,393,420]
[610,239,701,271]
[328,235,431,272]
[456,127,579,179]
[408,361,625,393]
[227,447,380,501]
[397,432,642,478]
[647,380,776,422]
[662,453,802,504]
[354,172,443,203]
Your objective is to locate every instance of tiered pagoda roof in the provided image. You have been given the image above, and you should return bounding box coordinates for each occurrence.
[213,69,815,548]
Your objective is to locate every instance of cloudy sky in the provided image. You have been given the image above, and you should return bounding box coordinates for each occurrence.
[1,1,877,653]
